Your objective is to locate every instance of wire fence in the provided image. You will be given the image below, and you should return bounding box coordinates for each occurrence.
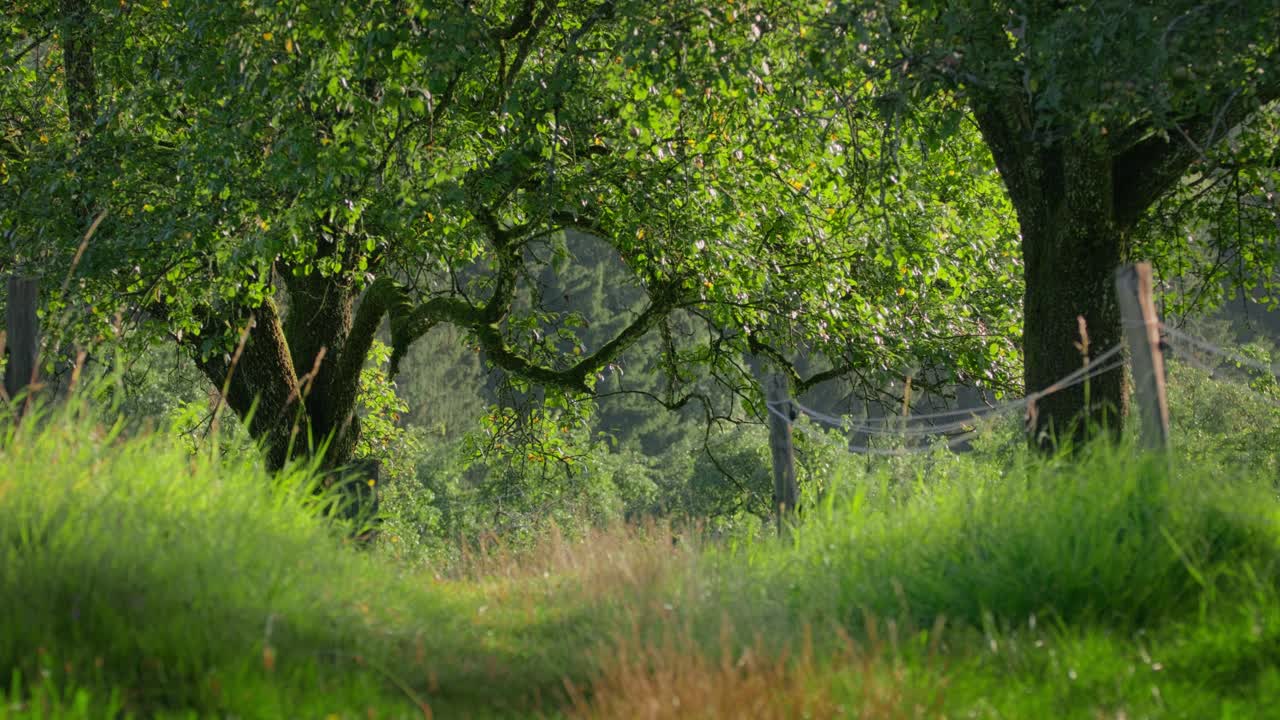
[766,324,1280,457]
[1161,324,1280,410]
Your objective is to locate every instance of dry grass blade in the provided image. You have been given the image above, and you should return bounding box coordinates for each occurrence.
[569,619,946,720]
[451,520,695,601]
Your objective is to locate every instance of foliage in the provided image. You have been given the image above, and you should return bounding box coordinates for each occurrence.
[392,322,487,439]
[1144,101,1280,315]
[353,339,419,479]
[1,0,1028,481]
[1166,356,1280,474]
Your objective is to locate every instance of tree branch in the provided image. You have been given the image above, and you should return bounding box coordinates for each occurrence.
[490,0,538,41]
[384,273,684,395]
[1113,79,1280,228]
[473,285,682,394]
[323,277,409,451]
[970,99,1040,212]
[747,334,872,396]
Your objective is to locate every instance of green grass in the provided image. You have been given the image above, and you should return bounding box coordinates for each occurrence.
[3,404,1280,717]
[0,407,576,718]
[769,446,1280,717]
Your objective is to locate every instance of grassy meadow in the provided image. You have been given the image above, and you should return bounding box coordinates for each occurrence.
[3,396,1280,718]
[5,1,1277,716]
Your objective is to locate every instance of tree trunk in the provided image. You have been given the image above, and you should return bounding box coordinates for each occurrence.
[192,268,402,523]
[281,269,358,468]
[1020,204,1128,450]
[974,105,1131,450]
[961,3,1280,451]
[4,277,41,408]
[195,298,306,472]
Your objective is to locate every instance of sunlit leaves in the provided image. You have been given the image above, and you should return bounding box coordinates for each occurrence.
[4,0,1028,408]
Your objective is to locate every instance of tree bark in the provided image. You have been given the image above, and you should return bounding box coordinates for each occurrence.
[4,277,41,408]
[195,299,304,472]
[192,279,377,523]
[281,269,359,468]
[1019,188,1129,449]
[194,273,370,475]
[59,0,97,136]
[973,106,1130,449]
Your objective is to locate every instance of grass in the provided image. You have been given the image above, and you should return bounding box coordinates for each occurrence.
[3,402,1280,717]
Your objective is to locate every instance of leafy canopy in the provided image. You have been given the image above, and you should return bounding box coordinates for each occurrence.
[2,0,1024,420]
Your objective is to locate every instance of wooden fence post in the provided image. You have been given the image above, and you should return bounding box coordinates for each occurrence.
[1115,263,1170,451]
[766,373,799,534]
[4,276,40,410]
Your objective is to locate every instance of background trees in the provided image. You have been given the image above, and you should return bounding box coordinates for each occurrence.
[3,0,1022,490]
[9,0,1271,527]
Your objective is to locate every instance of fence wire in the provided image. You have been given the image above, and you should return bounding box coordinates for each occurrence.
[1162,325,1280,379]
[1161,325,1280,411]
[766,344,1126,456]
[763,322,1280,458]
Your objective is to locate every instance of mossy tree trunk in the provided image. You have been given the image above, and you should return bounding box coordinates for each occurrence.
[991,138,1130,449]
[192,264,398,478]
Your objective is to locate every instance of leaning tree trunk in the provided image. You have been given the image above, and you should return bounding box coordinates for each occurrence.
[195,297,311,472]
[193,267,371,473]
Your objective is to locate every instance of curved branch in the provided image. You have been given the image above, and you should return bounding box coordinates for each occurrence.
[327,277,409,439]
[1114,86,1280,228]
[747,335,870,396]
[468,286,682,394]
[384,275,684,395]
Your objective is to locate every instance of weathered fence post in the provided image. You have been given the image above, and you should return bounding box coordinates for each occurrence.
[766,373,799,534]
[1115,262,1170,451]
[4,276,40,410]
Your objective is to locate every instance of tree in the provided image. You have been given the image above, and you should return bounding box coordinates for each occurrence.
[3,0,1023,494]
[834,0,1280,447]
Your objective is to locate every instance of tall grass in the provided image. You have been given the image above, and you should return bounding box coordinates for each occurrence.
[779,444,1280,630]
[4,401,1280,717]
[0,404,538,717]
[590,443,1280,717]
